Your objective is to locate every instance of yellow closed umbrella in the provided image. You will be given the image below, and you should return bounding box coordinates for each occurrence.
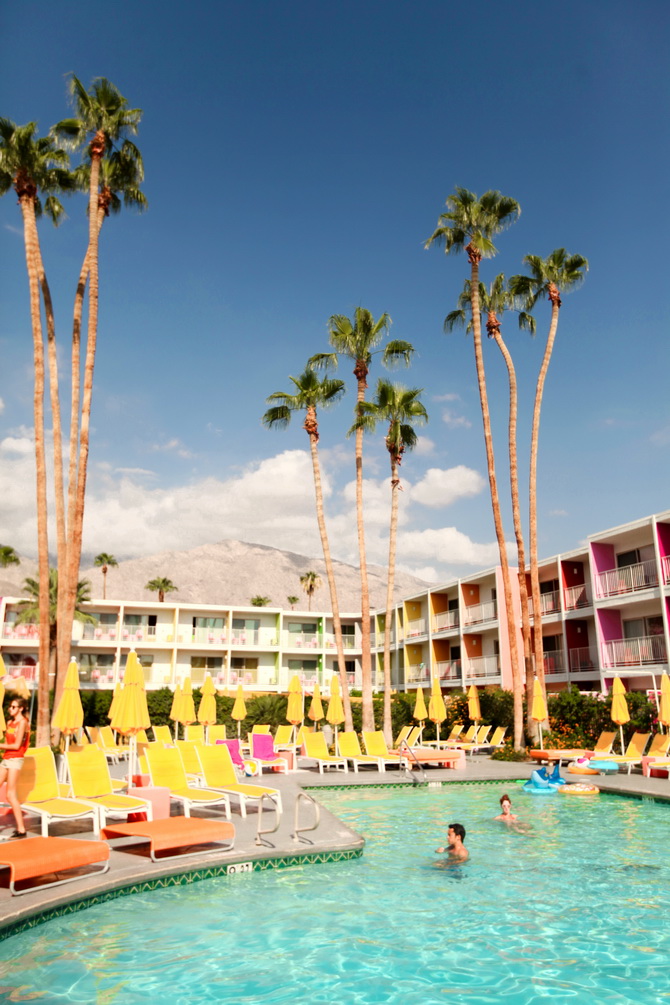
[286,675,303,727]
[413,688,428,723]
[169,683,183,740]
[610,677,630,754]
[307,683,324,728]
[468,684,481,725]
[108,682,122,722]
[428,677,447,747]
[231,684,247,739]
[177,677,196,736]
[659,673,670,733]
[198,673,218,741]
[110,651,151,780]
[326,675,344,751]
[531,678,548,747]
[52,660,84,737]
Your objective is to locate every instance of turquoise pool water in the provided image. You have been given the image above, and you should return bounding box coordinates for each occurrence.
[0,783,669,1003]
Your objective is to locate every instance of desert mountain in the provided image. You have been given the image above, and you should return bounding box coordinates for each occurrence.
[2,540,430,612]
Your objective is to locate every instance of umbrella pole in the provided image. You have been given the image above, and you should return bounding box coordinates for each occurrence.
[538,722,543,749]
[649,670,660,725]
[436,723,441,749]
[619,725,625,755]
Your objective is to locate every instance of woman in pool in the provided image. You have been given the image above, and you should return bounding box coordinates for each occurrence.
[0,697,30,838]
[494,793,518,823]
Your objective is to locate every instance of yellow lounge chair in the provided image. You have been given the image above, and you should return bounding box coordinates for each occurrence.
[300,732,349,773]
[457,725,493,754]
[152,724,173,743]
[95,725,129,764]
[636,733,670,771]
[176,741,207,783]
[196,743,282,818]
[362,731,409,770]
[18,747,100,837]
[421,722,464,749]
[605,732,651,773]
[67,747,153,828]
[481,726,507,750]
[208,724,227,744]
[274,724,295,750]
[184,724,205,743]
[445,724,476,747]
[588,731,617,757]
[146,744,231,818]
[338,731,386,772]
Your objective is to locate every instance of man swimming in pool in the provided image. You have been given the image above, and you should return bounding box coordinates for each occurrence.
[436,823,469,862]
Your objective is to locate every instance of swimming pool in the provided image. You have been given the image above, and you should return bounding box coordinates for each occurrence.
[0,783,669,1003]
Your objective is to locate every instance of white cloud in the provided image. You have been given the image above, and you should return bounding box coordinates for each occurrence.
[433,393,461,403]
[410,466,485,508]
[0,398,4,414]
[1,433,33,455]
[148,438,194,459]
[442,409,471,429]
[549,508,568,517]
[650,425,670,447]
[398,526,506,567]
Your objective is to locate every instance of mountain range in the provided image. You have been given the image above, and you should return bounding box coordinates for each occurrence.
[0,539,430,612]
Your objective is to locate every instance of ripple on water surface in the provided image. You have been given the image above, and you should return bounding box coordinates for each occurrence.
[0,785,669,1004]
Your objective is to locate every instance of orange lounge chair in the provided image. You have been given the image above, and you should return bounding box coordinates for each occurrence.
[0,835,109,896]
[101,816,235,861]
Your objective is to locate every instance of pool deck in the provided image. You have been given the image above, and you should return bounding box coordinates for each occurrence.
[0,755,668,935]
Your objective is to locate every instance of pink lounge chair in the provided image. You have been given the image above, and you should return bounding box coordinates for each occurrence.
[218,738,245,770]
[250,734,289,774]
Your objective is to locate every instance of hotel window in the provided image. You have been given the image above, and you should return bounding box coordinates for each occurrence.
[191,656,223,670]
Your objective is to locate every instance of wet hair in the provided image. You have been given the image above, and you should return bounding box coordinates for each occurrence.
[448,822,466,841]
[500,793,511,807]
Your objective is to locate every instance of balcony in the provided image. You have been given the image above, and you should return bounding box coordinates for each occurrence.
[529,590,561,616]
[228,666,279,687]
[542,649,566,675]
[190,627,228,646]
[465,655,500,678]
[463,601,497,626]
[283,632,319,650]
[663,554,670,584]
[596,560,658,599]
[81,624,119,642]
[1,664,38,684]
[602,634,667,668]
[406,618,427,638]
[324,633,358,651]
[371,631,395,648]
[569,645,598,672]
[2,622,39,641]
[434,659,462,681]
[432,611,459,633]
[563,583,591,611]
[404,663,430,684]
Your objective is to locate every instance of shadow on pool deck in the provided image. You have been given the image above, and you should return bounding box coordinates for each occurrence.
[1,755,668,934]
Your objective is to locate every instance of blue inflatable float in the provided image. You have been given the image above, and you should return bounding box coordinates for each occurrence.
[523,764,566,794]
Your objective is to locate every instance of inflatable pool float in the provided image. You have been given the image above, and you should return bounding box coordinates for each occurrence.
[588,760,619,774]
[567,764,600,775]
[561,782,599,795]
[523,767,565,794]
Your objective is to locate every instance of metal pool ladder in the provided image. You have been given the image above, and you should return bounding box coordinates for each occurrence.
[400,740,427,784]
[255,793,281,848]
[292,791,320,844]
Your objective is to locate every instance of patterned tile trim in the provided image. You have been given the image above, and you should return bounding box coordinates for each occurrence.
[0,847,362,943]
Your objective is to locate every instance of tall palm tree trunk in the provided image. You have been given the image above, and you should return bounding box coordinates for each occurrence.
[467,246,523,748]
[354,369,374,732]
[305,408,353,731]
[382,453,400,744]
[18,193,51,745]
[489,319,534,732]
[529,289,561,695]
[61,144,104,696]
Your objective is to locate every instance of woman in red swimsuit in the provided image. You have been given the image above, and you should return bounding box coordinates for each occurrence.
[0,697,29,838]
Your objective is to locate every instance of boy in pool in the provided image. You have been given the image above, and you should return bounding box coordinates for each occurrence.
[436,822,468,862]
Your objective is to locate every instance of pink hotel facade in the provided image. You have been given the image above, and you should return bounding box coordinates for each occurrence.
[0,510,668,696]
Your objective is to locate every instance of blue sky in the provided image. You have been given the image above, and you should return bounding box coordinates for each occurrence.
[1,0,668,583]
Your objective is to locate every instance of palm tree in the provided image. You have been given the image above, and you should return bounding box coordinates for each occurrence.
[263,366,353,730]
[299,571,322,611]
[0,546,20,568]
[353,380,427,743]
[17,569,95,742]
[426,187,525,748]
[446,276,537,729]
[0,119,71,745]
[310,309,414,731]
[52,77,143,701]
[510,249,588,697]
[250,595,271,607]
[287,596,299,610]
[145,578,177,603]
[94,553,118,599]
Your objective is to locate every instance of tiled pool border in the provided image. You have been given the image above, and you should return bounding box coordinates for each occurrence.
[0,846,362,942]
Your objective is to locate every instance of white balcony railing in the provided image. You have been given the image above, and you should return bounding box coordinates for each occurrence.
[372,631,395,648]
[228,666,279,687]
[569,646,599,672]
[602,635,667,668]
[542,649,566,674]
[465,655,500,678]
[432,610,459,633]
[563,583,591,610]
[463,601,497,626]
[596,559,658,598]
[406,618,426,638]
[2,622,39,640]
[662,555,670,584]
[434,659,462,681]
[81,623,120,642]
[191,627,228,645]
[283,632,319,649]
[404,664,430,684]
[2,664,38,684]
[323,633,358,651]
